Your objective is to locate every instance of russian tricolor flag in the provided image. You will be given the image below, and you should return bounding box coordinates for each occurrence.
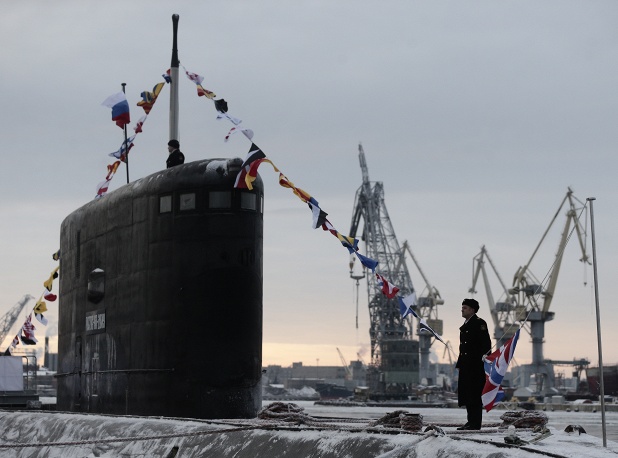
[102,92,131,128]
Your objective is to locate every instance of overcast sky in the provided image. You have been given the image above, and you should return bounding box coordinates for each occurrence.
[1,1,617,376]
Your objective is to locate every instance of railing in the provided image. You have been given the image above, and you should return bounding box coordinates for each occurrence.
[22,355,37,393]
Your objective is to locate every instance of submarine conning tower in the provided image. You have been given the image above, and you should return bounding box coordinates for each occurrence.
[56,158,264,419]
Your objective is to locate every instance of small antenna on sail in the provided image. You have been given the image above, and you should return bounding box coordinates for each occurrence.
[169,14,180,142]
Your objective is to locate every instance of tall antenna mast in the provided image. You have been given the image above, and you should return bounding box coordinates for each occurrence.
[169,14,180,141]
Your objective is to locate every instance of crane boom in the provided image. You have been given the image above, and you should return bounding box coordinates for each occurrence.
[0,295,35,349]
[469,246,518,346]
[336,347,352,379]
[399,241,443,320]
[511,187,590,317]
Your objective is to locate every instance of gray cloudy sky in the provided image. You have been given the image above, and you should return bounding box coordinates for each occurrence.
[1,1,617,371]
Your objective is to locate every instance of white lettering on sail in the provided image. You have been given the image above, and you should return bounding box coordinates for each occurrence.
[86,312,106,332]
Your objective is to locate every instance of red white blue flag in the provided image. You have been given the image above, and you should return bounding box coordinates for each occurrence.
[134,115,147,134]
[101,92,131,128]
[482,328,520,411]
[20,314,38,345]
[185,71,204,85]
[376,273,399,299]
[109,135,136,161]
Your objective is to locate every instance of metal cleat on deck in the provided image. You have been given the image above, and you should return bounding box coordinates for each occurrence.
[564,424,587,435]
[423,425,445,436]
[528,427,552,444]
[504,425,528,446]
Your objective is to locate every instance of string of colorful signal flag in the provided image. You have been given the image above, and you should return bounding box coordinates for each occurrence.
[175,66,525,413]
[5,252,60,354]
[95,67,252,198]
[96,63,446,346]
[97,62,521,411]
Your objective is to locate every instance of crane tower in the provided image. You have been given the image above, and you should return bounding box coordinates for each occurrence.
[349,144,443,393]
[509,188,590,394]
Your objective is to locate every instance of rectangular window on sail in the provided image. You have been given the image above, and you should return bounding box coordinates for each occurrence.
[179,192,196,211]
[240,193,257,211]
[160,195,172,213]
[209,191,231,209]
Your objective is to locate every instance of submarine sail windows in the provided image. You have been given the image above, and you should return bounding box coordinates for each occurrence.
[179,192,196,211]
[209,191,231,209]
[159,195,172,213]
[240,192,257,211]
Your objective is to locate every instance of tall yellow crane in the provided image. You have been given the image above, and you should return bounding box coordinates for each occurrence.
[469,245,519,348]
[508,187,590,394]
[472,188,590,395]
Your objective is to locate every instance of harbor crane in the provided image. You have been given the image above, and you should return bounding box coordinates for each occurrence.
[0,295,35,351]
[469,245,519,348]
[349,144,443,394]
[509,187,590,394]
[471,188,590,395]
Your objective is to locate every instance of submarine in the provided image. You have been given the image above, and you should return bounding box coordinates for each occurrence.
[56,158,264,419]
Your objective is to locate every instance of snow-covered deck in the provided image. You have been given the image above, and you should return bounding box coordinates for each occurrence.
[0,403,617,458]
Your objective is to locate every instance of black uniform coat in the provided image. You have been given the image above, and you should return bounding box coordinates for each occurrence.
[166,149,185,168]
[455,314,491,407]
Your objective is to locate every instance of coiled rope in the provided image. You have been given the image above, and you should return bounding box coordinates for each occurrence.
[500,410,549,428]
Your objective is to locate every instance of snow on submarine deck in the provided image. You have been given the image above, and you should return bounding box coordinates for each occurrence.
[0,406,617,458]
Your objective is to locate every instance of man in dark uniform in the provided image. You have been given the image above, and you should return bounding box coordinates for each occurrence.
[166,139,185,168]
[455,298,491,430]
